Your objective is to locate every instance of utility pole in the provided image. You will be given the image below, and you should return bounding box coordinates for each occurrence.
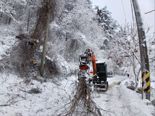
[131,0,150,100]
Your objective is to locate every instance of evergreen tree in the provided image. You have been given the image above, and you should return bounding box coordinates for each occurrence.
[95,6,118,38]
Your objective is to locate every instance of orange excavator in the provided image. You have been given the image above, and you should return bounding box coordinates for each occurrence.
[78,48,108,91]
[88,49,108,91]
[91,53,97,75]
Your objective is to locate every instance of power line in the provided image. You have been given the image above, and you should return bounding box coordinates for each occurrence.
[154,0,155,36]
[145,10,155,14]
[148,1,155,63]
[121,0,127,25]
[130,0,135,29]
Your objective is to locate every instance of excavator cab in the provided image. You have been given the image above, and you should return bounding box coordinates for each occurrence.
[79,54,89,65]
[93,62,108,91]
[78,54,89,79]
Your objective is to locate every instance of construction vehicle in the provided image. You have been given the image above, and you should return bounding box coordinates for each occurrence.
[78,49,108,91]
[92,62,108,91]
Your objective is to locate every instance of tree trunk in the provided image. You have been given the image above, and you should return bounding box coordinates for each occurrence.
[40,0,54,76]
[31,0,55,43]
[40,10,50,76]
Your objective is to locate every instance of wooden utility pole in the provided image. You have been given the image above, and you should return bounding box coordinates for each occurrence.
[131,0,150,100]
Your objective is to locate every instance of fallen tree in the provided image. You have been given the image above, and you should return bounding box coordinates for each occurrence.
[61,78,102,116]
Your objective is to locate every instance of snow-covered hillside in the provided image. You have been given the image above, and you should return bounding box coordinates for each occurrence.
[0,25,17,60]
[48,0,107,65]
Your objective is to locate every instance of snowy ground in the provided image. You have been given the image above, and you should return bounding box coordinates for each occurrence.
[0,73,77,116]
[0,73,155,116]
[93,75,155,116]
[151,73,155,89]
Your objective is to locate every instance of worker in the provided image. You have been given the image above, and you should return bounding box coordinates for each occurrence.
[84,48,92,63]
[91,52,97,75]
[84,48,96,75]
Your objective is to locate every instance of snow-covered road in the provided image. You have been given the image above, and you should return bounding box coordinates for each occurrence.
[0,73,155,116]
[93,76,155,116]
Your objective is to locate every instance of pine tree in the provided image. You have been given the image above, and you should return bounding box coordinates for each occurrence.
[95,6,118,38]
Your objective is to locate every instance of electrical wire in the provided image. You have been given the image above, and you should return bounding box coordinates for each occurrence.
[121,0,127,26]
[130,0,135,29]
[153,0,155,70]
[154,0,155,37]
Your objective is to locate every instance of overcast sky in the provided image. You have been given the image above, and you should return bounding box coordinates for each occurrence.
[91,0,155,34]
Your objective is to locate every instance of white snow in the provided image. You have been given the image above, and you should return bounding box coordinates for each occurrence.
[0,25,17,60]
[0,73,77,116]
[0,0,155,116]
[93,75,155,116]
[0,73,154,116]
